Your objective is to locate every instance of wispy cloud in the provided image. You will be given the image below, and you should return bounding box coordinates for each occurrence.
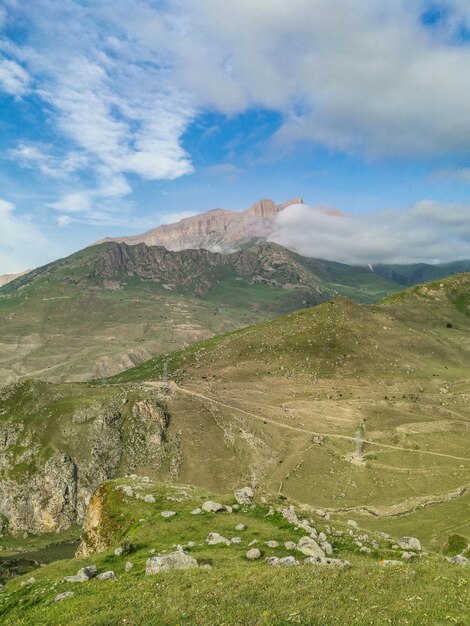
[0,198,61,273]
[0,57,30,96]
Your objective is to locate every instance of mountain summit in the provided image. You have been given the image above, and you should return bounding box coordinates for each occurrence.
[98,197,304,252]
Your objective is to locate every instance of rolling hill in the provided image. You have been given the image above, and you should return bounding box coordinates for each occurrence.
[0,241,401,385]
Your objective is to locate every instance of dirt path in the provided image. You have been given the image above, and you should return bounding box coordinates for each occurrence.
[147,382,470,463]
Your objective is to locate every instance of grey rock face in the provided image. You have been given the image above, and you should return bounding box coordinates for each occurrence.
[146,550,198,574]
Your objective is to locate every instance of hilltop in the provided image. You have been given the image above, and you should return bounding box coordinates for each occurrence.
[98,197,307,251]
[0,241,401,385]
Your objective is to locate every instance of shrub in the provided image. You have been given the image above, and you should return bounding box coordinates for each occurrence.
[442,534,468,556]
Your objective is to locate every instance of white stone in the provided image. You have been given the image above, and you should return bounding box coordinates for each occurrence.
[202,501,225,513]
[296,536,325,558]
[235,523,246,531]
[246,548,261,560]
[206,532,230,546]
[397,537,422,551]
[234,487,254,505]
[97,571,115,580]
[161,511,176,518]
[146,551,198,574]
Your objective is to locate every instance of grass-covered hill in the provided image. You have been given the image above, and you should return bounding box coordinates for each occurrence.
[1,480,469,626]
[1,274,469,544]
[0,274,469,624]
[0,241,402,385]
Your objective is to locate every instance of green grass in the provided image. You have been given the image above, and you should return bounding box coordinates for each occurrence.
[1,480,469,626]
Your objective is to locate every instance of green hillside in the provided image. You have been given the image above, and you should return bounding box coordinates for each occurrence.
[0,241,401,385]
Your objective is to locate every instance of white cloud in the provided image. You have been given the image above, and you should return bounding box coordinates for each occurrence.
[0,57,30,96]
[0,198,59,273]
[271,201,470,265]
[8,143,87,178]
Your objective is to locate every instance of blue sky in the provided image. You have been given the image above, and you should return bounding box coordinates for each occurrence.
[1,0,470,271]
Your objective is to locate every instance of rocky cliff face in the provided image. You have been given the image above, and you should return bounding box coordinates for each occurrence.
[0,382,172,536]
[98,197,304,252]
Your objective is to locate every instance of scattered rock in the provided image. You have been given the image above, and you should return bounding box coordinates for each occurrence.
[125,562,133,572]
[191,508,202,515]
[144,495,156,504]
[401,551,417,561]
[114,547,123,556]
[360,546,372,555]
[54,591,74,602]
[97,570,115,580]
[116,485,133,497]
[63,565,97,583]
[231,537,242,544]
[161,511,176,518]
[296,536,325,558]
[202,501,225,513]
[246,548,261,560]
[248,540,258,546]
[347,520,359,529]
[284,541,296,550]
[234,487,254,505]
[318,532,327,543]
[20,577,35,587]
[206,532,230,546]
[446,554,469,565]
[304,557,349,568]
[146,551,198,574]
[235,523,246,531]
[278,556,300,566]
[265,540,279,548]
[380,560,404,567]
[200,564,212,570]
[397,537,421,551]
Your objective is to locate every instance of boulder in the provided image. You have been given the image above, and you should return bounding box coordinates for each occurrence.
[397,537,421,551]
[265,540,279,548]
[278,556,300,566]
[401,551,417,561]
[191,508,202,515]
[284,541,296,550]
[347,520,359,529]
[246,548,261,560]
[63,565,97,583]
[231,537,242,544]
[296,536,325,558]
[160,511,176,518]
[54,591,74,602]
[144,495,156,504]
[146,551,198,574]
[97,570,115,580]
[446,554,469,565]
[234,487,254,505]
[125,562,133,572]
[235,523,246,531]
[202,501,225,513]
[206,532,230,546]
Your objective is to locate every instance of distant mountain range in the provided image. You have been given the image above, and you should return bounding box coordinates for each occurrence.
[98,197,309,251]
[1,236,469,385]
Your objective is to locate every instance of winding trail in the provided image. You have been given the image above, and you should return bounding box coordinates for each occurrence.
[148,381,470,464]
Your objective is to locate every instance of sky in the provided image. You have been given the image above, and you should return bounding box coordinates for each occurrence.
[0,0,470,272]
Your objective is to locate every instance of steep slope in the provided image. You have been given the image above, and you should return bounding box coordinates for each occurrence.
[1,275,468,555]
[98,197,305,251]
[0,241,399,385]
[0,270,29,287]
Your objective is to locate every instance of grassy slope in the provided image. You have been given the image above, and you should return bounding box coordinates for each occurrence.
[108,274,470,549]
[1,480,469,626]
